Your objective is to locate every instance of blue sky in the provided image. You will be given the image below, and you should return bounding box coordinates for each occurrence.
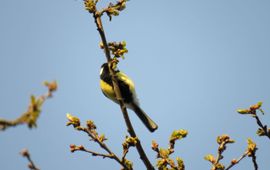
[1,0,270,169]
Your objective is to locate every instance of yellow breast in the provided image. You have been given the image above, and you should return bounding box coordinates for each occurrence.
[100,79,117,102]
[100,71,137,104]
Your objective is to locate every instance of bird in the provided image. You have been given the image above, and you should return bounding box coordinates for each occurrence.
[99,62,158,132]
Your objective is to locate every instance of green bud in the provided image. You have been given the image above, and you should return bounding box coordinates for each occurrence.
[250,102,263,110]
[170,129,188,142]
[246,138,257,156]
[86,120,96,130]
[215,163,225,170]
[98,134,106,142]
[204,154,216,163]
[125,136,137,146]
[176,157,185,170]
[84,0,96,13]
[123,159,133,169]
[257,101,263,107]
[151,140,159,151]
[66,113,80,128]
[256,128,265,136]
[159,148,170,158]
[156,159,166,169]
[216,134,234,144]
[237,109,250,114]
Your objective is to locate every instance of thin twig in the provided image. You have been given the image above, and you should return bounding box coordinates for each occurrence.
[254,114,270,140]
[225,153,247,170]
[215,150,223,166]
[0,119,17,129]
[122,149,129,161]
[82,127,127,168]
[67,115,131,170]
[238,102,270,140]
[72,145,114,159]
[214,140,227,168]
[20,149,40,170]
[84,148,113,158]
[251,152,258,170]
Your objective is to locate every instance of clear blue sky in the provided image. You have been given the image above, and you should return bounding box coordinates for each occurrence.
[1,0,270,169]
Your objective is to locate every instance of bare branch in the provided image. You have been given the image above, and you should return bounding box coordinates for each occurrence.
[225,153,247,170]
[70,144,114,159]
[20,149,40,170]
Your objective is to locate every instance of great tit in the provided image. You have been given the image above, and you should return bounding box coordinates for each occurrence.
[100,63,158,132]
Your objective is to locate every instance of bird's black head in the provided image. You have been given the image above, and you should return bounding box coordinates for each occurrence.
[100,62,120,77]
[100,62,120,83]
[101,63,108,69]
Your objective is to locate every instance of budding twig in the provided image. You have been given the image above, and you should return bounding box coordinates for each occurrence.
[205,136,258,170]
[237,102,270,140]
[254,114,270,140]
[67,114,130,169]
[151,130,187,170]
[0,81,57,131]
[20,149,40,170]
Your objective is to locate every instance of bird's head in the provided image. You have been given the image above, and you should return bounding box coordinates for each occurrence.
[100,63,119,79]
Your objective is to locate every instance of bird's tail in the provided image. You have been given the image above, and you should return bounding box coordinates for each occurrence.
[130,103,158,132]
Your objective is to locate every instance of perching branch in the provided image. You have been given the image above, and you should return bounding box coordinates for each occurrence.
[0,81,57,131]
[20,149,40,170]
[83,1,154,169]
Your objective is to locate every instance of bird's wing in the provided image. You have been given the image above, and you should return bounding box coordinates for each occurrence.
[116,71,140,105]
[116,72,135,90]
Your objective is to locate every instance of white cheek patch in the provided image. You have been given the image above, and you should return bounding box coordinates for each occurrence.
[100,67,104,76]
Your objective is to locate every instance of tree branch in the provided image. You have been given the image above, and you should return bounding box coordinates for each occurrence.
[70,144,115,159]
[254,114,270,140]
[0,81,57,131]
[82,127,124,165]
[251,152,258,170]
[225,153,247,170]
[67,115,131,170]
[237,102,270,140]
[20,149,40,170]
